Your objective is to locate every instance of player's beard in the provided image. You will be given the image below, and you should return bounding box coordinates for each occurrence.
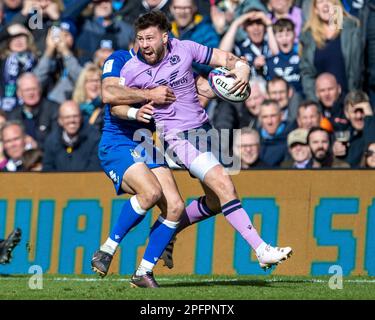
[143,45,166,65]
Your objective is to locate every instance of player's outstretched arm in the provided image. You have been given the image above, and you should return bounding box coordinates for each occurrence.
[102,77,176,106]
[209,48,251,95]
[111,103,154,124]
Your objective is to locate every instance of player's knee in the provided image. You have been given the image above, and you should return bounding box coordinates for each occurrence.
[164,198,184,222]
[213,175,236,197]
[138,187,162,209]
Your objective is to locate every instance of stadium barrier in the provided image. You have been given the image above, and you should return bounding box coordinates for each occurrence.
[0,171,374,276]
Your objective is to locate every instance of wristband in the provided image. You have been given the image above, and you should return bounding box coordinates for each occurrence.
[127,107,138,120]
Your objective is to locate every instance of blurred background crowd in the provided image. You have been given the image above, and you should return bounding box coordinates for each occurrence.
[1,0,375,172]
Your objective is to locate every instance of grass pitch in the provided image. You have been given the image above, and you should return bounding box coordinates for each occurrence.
[0,274,374,300]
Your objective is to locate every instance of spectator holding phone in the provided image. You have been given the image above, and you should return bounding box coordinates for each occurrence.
[33,20,82,105]
[12,0,64,55]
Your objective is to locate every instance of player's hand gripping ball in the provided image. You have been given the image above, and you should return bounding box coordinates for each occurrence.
[208,67,251,103]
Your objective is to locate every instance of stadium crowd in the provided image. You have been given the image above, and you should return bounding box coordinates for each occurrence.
[0,0,375,172]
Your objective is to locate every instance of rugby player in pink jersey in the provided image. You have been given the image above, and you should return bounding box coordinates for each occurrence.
[113,11,293,272]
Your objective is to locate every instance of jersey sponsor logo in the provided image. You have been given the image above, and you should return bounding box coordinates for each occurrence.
[103,59,114,74]
[169,55,180,66]
[274,67,300,82]
[289,55,300,65]
[170,70,179,81]
[156,79,168,86]
[170,76,188,88]
[156,71,187,89]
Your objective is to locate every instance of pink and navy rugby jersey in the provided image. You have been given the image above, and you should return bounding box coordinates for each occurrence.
[119,38,213,137]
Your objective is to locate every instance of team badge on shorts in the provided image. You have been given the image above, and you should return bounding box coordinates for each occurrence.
[130,149,141,159]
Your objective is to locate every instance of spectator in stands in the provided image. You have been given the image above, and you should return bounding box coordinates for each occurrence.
[266,18,302,95]
[240,76,267,128]
[13,0,63,55]
[315,73,348,131]
[281,128,311,168]
[332,90,375,168]
[210,0,240,35]
[267,77,299,125]
[93,39,114,69]
[0,110,7,170]
[22,148,43,171]
[33,20,81,105]
[306,127,350,168]
[296,100,322,130]
[72,63,104,131]
[0,2,4,30]
[360,142,375,169]
[299,0,362,101]
[170,0,220,76]
[43,100,101,172]
[219,8,278,77]
[119,0,172,25]
[75,0,134,64]
[7,73,59,148]
[233,127,268,169]
[0,24,38,113]
[267,0,302,44]
[259,99,289,167]
[2,0,23,25]
[364,0,375,107]
[0,120,27,172]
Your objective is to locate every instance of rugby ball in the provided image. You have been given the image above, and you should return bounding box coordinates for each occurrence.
[208,67,250,103]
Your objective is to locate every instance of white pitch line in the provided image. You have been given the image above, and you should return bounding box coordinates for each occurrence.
[0,277,375,284]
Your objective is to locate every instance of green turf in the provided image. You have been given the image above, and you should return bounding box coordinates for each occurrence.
[0,274,374,300]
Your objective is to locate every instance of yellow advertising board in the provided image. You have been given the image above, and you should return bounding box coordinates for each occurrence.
[0,171,374,276]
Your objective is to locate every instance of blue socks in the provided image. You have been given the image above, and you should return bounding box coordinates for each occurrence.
[136,216,179,275]
[101,196,147,255]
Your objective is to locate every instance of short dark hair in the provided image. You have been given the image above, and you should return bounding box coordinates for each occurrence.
[260,99,280,110]
[134,10,172,33]
[307,127,330,145]
[344,90,370,111]
[267,76,290,92]
[297,100,321,116]
[273,18,295,34]
[22,148,43,171]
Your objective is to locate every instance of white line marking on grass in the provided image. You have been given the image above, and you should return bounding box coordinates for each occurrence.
[1,277,375,284]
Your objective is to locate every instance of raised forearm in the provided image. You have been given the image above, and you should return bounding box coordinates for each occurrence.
[267,26,279,55]
[110,104,132,119]
[102,77,148,105]
[210,49,247,70]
